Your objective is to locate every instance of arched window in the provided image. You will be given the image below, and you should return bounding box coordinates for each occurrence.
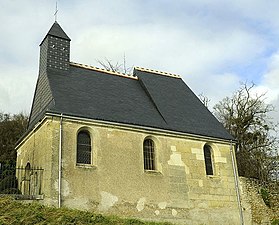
[77,130,91,164]
[143,138,155,170]
[204,144,213,175]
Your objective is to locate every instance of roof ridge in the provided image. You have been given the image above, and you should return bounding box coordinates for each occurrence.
[70,62,138,80]
[135,67,181,79]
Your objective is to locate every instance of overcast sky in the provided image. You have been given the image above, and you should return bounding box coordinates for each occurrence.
[0,0,279,127]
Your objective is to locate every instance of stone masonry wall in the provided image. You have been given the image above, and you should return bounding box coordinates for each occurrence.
[17,116,243,224]
[239,177,279,225]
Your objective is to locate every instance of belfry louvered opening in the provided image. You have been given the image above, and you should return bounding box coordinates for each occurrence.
[77,130,91,164]
[143,139,156,170]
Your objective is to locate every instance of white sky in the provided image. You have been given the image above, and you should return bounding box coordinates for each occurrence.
[0,0,279,127]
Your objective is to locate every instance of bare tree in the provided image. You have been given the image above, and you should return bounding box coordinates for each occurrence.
[198,93,210,108]
[96,54,133,75]
[213,83,279,183]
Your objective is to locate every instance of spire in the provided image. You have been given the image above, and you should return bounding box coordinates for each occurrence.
[39,22,71,72]
[40,22,71,46]
[47,22,71,41]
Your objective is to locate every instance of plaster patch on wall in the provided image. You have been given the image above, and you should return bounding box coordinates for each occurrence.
[107,129,114,138]
[196,154,204,160]
[168,146,185,167]
[136,197,146,212]
[198,180,203,187]
[191,148,204,160]
[172,209,178,217]
[62,158,68,167]
[191,148,203,154]
[185,165,190,174]
[169,165,189,201]
[54,179,70,197]
[62,179,70,196]
[197,202,208,209]
[155,210,160,215]
[214,148,221,157]
[158,201,167,209]
[98,191,118,211]
[215,156,227,163]
[157,163,163,172]
[213,148,227,163]
[64,197,89,210]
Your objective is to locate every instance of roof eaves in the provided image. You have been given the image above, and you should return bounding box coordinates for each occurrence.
[45,111,236,143]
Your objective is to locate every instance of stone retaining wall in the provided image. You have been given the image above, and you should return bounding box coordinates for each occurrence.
[239,177,279,225]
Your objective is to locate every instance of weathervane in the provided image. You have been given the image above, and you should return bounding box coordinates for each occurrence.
[54,1,58,22]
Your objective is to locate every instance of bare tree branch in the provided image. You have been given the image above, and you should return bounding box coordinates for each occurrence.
[96,56,133,75]
[198,93,210,108]
[213,82,279,183]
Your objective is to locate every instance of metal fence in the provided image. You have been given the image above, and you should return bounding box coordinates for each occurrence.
[0,163,43,198]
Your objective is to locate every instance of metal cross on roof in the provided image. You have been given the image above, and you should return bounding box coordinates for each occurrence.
[54,1,58,22]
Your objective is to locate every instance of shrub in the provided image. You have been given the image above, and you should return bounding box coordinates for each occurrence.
[260,188,271,207]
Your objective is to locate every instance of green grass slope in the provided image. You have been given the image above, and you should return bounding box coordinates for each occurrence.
[0,197,173,225]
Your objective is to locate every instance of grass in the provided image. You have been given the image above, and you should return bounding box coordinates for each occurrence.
[0,197,173,225]
[272,219,279,225]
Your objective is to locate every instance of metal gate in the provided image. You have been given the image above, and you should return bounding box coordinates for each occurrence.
[0,162,43,199]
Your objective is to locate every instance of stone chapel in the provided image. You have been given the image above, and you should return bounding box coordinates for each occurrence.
[16,22,243,225]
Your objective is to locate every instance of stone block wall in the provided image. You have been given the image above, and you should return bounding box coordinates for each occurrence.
[16,115,242,224]
[239,177,279,225]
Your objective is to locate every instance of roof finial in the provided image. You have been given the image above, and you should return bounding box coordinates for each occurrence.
[54,1,58,22]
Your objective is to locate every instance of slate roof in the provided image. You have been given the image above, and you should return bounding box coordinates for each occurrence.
[40,21,71,45]
[28,63,233,141]
[26,21,233,141]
